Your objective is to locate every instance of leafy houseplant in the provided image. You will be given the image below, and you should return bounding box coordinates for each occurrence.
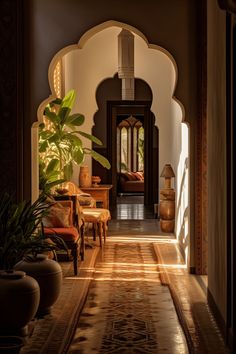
[0,192,62,270]
[0,192,67,326]
[39,89,111,192]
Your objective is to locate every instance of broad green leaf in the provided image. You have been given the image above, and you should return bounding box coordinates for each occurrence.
[65,113,85,127]
[58,107,71,124]
[61,90,75,110]
[78,131,102,145]
[72,149,84,165]
[39,141,48,153]
[91,150,111,169]
[46,170,61,180]
[48,133,60,144]
[63,162,73,180]
[58,90,75,123]
[65,134,82,147]
[46,179,65,189]
[44,107,59,124]
[39,130,54,140]
[46,159,60,174]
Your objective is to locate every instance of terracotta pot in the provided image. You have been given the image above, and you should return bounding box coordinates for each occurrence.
[15,254,62,316]
[160,219,175,233]
[0,270,40,336]
[79,165,91,188]
[159,200,175,220]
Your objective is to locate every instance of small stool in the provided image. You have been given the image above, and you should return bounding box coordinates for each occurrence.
[82,208,111,246]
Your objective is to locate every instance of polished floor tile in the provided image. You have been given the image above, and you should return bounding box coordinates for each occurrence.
[68,239,188,353]
[111,195,155,220]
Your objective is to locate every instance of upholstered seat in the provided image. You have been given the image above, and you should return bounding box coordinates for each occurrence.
[82,207,111,246]
[43,200,85,276]
[44,226,79,242]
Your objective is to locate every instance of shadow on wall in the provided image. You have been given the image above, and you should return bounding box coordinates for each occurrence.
[176,156,189,263]
[177,206,189,263]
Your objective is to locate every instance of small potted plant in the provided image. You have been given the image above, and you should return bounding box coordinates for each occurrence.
[39,89,111,191]
[0,192,66,334]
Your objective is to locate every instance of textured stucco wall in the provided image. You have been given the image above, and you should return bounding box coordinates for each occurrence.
[207,0,227,322]
[24,0,198,126]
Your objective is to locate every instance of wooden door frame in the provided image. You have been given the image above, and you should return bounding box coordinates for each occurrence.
[107,100,158,206]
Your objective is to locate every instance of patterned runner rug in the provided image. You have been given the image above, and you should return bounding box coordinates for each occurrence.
[68,238,188,353]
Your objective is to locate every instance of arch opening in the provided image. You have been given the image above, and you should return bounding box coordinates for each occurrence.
[32,20,190,264]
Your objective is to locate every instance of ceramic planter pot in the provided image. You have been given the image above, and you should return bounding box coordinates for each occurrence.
[15,254,62,316]
[0,270,40,336]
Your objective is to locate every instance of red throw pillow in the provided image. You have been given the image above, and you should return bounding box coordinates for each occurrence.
[124,172,137,181]
[132,172,142,180]
[43,203,71,228]
[135,171,144,180]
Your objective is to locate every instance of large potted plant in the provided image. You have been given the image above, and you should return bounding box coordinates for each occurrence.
[0,193,64,333]
[39,89,110,193]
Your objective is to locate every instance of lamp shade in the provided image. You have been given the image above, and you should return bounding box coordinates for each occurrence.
[160,164,175,178]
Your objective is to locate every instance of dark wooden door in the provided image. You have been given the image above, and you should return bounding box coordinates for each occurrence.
[107,100,158,206]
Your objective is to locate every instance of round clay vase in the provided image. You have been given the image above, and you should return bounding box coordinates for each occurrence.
[15,254,62,316]
[0,270,40,336]
[159,200,175,220]
[79,165,91,188]
[160,219,175,233]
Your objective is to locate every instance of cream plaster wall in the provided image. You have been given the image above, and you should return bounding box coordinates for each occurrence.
[62,25,189,259]
[63,27,120,182]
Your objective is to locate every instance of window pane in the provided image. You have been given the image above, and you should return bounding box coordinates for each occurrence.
[138,127,144,171]
[133,127,137,171]
[121,127,128,171]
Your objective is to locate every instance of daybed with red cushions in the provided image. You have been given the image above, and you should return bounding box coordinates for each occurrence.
[117,171,144,193]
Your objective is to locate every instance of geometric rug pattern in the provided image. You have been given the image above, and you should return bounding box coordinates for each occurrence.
[68,238,188,353]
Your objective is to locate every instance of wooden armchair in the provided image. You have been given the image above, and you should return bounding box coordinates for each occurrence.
[42,200,85,276]
[59,182,111,247]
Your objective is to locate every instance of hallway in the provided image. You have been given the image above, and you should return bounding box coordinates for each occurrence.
[21,205,229,353]
[67,201,228,353]
[68,236,188,353]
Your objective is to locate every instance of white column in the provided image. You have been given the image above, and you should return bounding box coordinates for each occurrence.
[118,29,134,100]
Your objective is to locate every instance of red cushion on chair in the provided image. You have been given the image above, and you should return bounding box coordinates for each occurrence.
[44,226,79,242]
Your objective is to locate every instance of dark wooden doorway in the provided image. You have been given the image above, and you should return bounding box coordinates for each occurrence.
[107,100,159,206]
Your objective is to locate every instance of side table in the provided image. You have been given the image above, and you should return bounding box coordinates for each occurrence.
[80,185,113,209]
